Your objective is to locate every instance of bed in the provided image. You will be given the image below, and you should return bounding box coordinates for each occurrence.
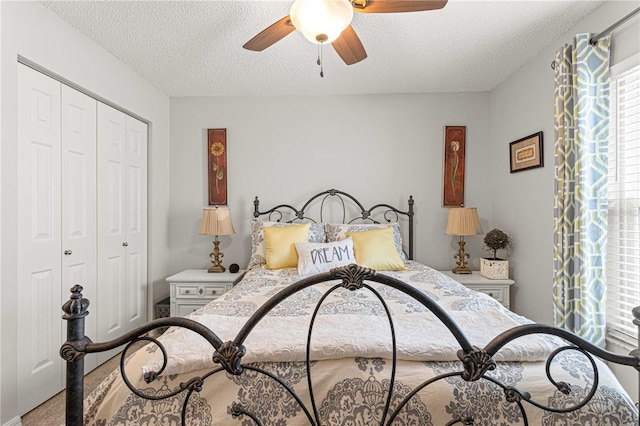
[60,189,640,425]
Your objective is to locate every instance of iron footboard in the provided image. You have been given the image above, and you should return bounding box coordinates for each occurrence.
[61,264,640,425]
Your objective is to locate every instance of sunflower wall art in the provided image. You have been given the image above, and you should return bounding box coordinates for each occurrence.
[207,128,228,205]
[442,125,466,207]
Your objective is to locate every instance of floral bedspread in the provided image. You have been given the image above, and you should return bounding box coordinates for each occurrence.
[82,263,638,425]
[143,262,559,376]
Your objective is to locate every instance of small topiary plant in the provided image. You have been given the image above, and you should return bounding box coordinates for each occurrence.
[483,229,511,260]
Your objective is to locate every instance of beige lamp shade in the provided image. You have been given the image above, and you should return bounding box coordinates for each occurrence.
[446,207,482,236]
[199,207,236,236]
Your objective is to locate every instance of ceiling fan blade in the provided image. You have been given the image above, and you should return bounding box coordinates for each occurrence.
[243,15,295,51]
[332,25,367,65]
[353,0,447,13]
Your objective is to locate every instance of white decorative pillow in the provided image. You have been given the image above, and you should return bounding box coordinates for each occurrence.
[295,238,355,276]
[247,220,326,270]
[325,223,407,261]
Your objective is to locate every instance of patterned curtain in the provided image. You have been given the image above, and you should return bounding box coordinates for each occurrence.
[553,33,611,347]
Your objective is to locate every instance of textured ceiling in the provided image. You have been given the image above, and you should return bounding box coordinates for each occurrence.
[41,0,604,97]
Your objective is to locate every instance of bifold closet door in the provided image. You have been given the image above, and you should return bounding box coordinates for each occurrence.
[16,64,63,414]
[61,84,98,373]
[97,103,147,364]
[123,113,148,334]
[17,64,99,414]
[17,63,146,412]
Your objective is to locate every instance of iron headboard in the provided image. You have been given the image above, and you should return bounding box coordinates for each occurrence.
[252,188,414,260]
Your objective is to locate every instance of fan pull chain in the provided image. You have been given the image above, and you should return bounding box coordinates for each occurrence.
[317,41,324,78]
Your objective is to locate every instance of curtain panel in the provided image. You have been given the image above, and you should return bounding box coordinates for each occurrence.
[553,33,611,347]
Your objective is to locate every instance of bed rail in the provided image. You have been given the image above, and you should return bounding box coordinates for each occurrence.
[61,265,640,425]
[253,188,415,259]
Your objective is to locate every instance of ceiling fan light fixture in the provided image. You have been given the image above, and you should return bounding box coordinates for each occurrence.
[290,0,353,44]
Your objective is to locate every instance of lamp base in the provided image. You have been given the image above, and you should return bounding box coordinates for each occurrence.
[208,264,226,273]
[452,266,472,274]
[208,237,226,273]
[452,236,472,275]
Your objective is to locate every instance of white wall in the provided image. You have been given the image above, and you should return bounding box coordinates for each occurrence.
[490,0,639,399]
[168,93,494,289]
[0,2,171,422]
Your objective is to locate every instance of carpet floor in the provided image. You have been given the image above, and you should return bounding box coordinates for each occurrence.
[21,352,124,426]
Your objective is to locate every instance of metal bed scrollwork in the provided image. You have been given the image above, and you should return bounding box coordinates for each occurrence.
[62,265,640,425]
[59,189,639,425]
[253,188,414,260]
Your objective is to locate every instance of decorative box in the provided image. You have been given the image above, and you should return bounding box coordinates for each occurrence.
[480,258,509,280]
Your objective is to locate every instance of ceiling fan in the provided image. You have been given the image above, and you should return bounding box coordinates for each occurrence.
[243,0,448,67]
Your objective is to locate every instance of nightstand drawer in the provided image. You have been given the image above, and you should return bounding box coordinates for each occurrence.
[177,284,200,297]
[176,303,206,317]
[202,284,226,297]
[470,286,507,305]
[176,284,227,298]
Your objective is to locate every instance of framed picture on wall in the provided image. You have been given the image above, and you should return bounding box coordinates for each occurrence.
[509,131,543,173]
[442,125,466,207]
[207,128,228,205]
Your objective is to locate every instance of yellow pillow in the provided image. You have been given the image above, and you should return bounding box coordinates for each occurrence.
[346,227,407,271]
[264,223,311,269]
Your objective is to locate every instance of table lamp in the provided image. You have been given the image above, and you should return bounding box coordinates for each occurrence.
[199,206,236,273]
[446,207,482,274]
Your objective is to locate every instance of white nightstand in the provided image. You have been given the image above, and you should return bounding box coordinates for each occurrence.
[166,269,244,317]
[439,270,514,309]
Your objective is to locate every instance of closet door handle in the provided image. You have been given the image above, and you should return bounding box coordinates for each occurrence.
[64,250,72,256]
[122,242,128,247]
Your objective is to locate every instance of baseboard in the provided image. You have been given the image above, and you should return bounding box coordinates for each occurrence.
[2,416,22,426]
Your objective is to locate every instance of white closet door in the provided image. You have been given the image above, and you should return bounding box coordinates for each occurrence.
[97,104,147,363]
[61,85,97,373]
[17,64,147,411]
[124,115,148,330]
[17,63,63,414]
[97,103,127,362]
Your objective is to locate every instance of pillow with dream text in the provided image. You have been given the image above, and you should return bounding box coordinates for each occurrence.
[325,222,407,261]
[295,237,355,276]
[264,223,311,270]
[247,219,326,270]
[346,226,407,271]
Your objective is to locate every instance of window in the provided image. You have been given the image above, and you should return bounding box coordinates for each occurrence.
[606,60,640,346]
